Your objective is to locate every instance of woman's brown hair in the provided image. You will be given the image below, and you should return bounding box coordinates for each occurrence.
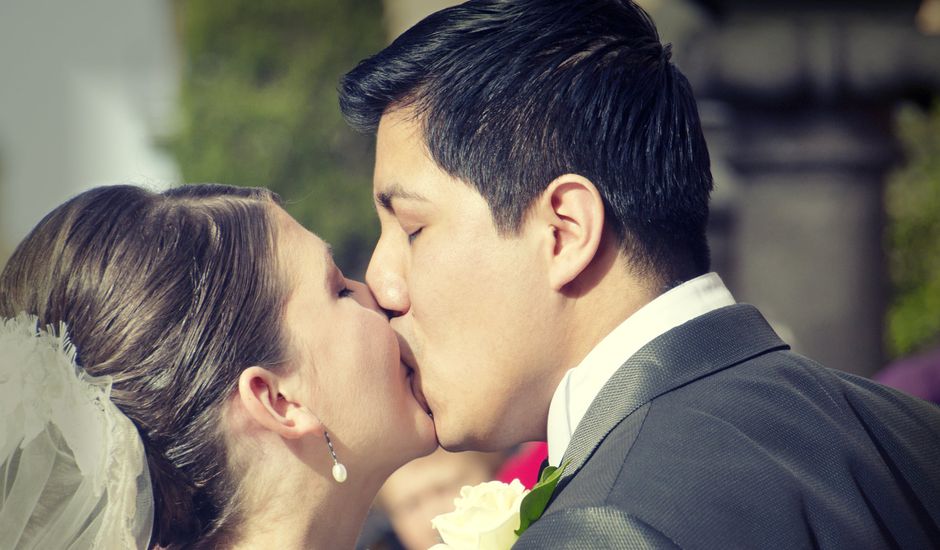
[0,184,289,548]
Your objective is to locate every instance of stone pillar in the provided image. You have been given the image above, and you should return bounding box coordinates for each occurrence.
[683,3,940,376]
[726,107,894,376]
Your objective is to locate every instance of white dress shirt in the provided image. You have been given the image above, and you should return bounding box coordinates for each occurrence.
[546,272,737,466]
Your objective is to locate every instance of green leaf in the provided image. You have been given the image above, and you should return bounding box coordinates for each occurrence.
[515,460,570,536]
[539,465,558,484]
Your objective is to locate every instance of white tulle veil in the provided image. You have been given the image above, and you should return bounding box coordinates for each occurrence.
[0,314,154,549]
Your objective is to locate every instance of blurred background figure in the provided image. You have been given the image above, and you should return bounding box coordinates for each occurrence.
[365,443,549,549]
[919,0,940,33]
[370,448,505,550]
[359,442,548,550]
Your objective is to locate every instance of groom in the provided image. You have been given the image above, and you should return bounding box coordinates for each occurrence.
[341,0,940,547]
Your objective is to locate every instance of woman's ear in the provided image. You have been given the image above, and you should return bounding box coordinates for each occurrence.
[531,174,606,290]
[237,366,324,439]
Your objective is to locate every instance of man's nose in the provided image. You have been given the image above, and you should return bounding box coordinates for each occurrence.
[365,242,410,318]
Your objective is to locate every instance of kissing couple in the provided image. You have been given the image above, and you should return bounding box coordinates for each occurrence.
[2,1,939,549]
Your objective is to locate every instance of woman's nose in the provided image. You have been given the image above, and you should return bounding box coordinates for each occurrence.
[346,280,383,313]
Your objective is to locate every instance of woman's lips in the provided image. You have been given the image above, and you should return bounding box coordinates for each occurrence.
[404,363,432,417]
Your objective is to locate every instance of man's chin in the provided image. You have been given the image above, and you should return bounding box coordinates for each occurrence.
[432,420,467,452]
[436,425,510,453]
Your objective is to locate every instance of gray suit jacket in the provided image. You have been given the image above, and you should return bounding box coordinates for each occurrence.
[514,304,940,549]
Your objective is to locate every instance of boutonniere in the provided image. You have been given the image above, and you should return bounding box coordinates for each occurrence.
[429,461,569,550]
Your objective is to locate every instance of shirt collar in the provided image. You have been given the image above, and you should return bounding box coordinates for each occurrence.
[546,272,736,466]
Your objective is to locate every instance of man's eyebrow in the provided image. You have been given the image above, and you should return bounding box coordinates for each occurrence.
[375,183,428,211]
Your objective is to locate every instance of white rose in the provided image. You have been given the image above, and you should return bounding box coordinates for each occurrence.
[430,479,529,550]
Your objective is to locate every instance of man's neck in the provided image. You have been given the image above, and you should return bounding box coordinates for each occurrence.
[558,268,657,382]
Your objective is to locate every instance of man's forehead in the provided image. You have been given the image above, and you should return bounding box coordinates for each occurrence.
[377,107,422,137]
[375,109,431,163]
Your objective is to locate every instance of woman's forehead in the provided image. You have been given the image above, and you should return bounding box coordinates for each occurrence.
[273,207,331,284]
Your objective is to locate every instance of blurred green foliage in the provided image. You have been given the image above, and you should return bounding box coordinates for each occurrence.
[169,0,385,276]
[886,100,940,357]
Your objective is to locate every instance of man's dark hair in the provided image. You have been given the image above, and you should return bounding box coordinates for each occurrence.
[340,0,713,286]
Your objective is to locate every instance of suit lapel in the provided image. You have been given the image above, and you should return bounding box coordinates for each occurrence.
[557,304,789,484]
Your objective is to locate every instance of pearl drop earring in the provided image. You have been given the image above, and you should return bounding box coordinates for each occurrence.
[324,431,347,483]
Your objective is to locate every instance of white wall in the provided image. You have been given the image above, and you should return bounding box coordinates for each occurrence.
[0,0,180,262]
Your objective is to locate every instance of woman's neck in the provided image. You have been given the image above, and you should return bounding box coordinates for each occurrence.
[232,468,386,550]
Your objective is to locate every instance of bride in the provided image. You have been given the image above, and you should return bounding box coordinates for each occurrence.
[0,184,437,549]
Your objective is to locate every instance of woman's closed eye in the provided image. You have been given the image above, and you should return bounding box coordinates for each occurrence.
[338,286,355,298]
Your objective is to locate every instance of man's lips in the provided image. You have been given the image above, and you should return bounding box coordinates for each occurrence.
[404,363,433,417]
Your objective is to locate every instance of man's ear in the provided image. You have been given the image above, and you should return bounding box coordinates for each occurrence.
[237,366,324,439]
[532,174,605,290]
